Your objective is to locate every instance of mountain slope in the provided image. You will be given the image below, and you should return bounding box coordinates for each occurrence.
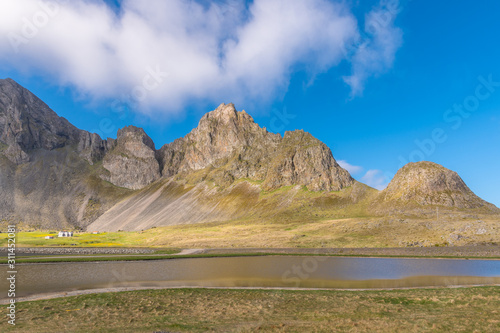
[87,179,377,232]
[373,161,499,214]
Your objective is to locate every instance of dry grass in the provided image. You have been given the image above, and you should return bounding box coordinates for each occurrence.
[2,214,499,249]
[141,215,499,248]
[0,231,147,248]
[1,287,499,332]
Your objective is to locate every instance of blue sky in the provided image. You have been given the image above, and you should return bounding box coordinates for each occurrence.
[1,0,499,207]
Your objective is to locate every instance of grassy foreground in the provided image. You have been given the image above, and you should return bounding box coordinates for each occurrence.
[1,287,499,332]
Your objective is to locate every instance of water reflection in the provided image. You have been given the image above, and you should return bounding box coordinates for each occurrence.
[2,256,500,298]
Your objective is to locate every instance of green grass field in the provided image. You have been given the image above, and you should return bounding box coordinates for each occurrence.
[2,214,499,249]
[0,231,148,247]
[1,287,499,332]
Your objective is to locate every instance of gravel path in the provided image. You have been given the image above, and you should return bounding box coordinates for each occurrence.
[2,246,500,258]
[197,246,500,257]
[0,247,156,256]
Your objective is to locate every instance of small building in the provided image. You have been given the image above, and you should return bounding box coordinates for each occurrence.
[58,231,73,237]
[92,231,100,234]
[45,236,54,240]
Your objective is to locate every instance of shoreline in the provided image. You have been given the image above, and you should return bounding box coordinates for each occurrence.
[2,246,500,263]
[3,253,500,265]
[3,284,500,304]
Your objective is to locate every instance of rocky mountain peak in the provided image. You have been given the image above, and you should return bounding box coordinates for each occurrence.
[157,104,353,191]
[208,103,238,122]
[101,125,160,190]
[0,78,81,164]
[195,102,260,135]
[117,125,156,151]
[159,103,275,174]
[262,129,353,191]
[283,129,314,142]
[0,78,110,165]
[379,161,492,209]
[203,102,255,126]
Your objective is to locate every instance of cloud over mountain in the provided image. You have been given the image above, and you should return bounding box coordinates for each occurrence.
[0,0,403,114]
[337,160,363,175]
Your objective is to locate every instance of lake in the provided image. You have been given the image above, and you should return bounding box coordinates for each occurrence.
[2,256,500,298]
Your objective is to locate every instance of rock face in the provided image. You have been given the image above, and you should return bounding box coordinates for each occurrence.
[78,131,114,164]
[262,130,353,191]
[379,161,493,209]
[0,78,79,163]
[0,78,129,230]
[0,78,109,164]
[159,103,281,179]
[158,103,353,191]
[102,126,161,190]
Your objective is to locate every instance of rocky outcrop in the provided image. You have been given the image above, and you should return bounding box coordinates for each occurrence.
[263,130,353,191]
[101,126,161,190]
[158,103,353,191]
[78,132,115,164]
[159,103,280,175]
[0,78,110,164]
[378,161,496,210]
[0,78,79,163]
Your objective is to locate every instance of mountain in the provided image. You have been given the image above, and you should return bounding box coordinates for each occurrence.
[157,103,353,192]
[101,126,160,190]
[0,78,498,232]
[0,78,127,228]
[0,78,111,165]
[88,103,362,231]
[375,161,498,207]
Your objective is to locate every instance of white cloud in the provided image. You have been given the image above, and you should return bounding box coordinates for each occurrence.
[337,160,363,175]
[0,0,402,115]
[339,160,393,190]
[343,0,403,96]
[360,169,391,190]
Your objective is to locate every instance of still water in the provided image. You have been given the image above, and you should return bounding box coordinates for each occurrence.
[3,256,500,298]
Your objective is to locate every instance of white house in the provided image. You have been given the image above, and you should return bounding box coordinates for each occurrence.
[58,231,73,237]
[45,236,54,239]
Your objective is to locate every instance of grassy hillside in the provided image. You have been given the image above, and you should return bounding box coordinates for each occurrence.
[3,213,498,248]
[84,178,379,232]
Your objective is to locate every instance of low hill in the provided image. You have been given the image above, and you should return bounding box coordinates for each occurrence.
[372,161,499,216]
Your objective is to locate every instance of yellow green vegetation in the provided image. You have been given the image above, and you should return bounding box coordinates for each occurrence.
[0,231,146,248]
[130,216,500,248]
[3,213,499,248]
[1,287,499,332]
